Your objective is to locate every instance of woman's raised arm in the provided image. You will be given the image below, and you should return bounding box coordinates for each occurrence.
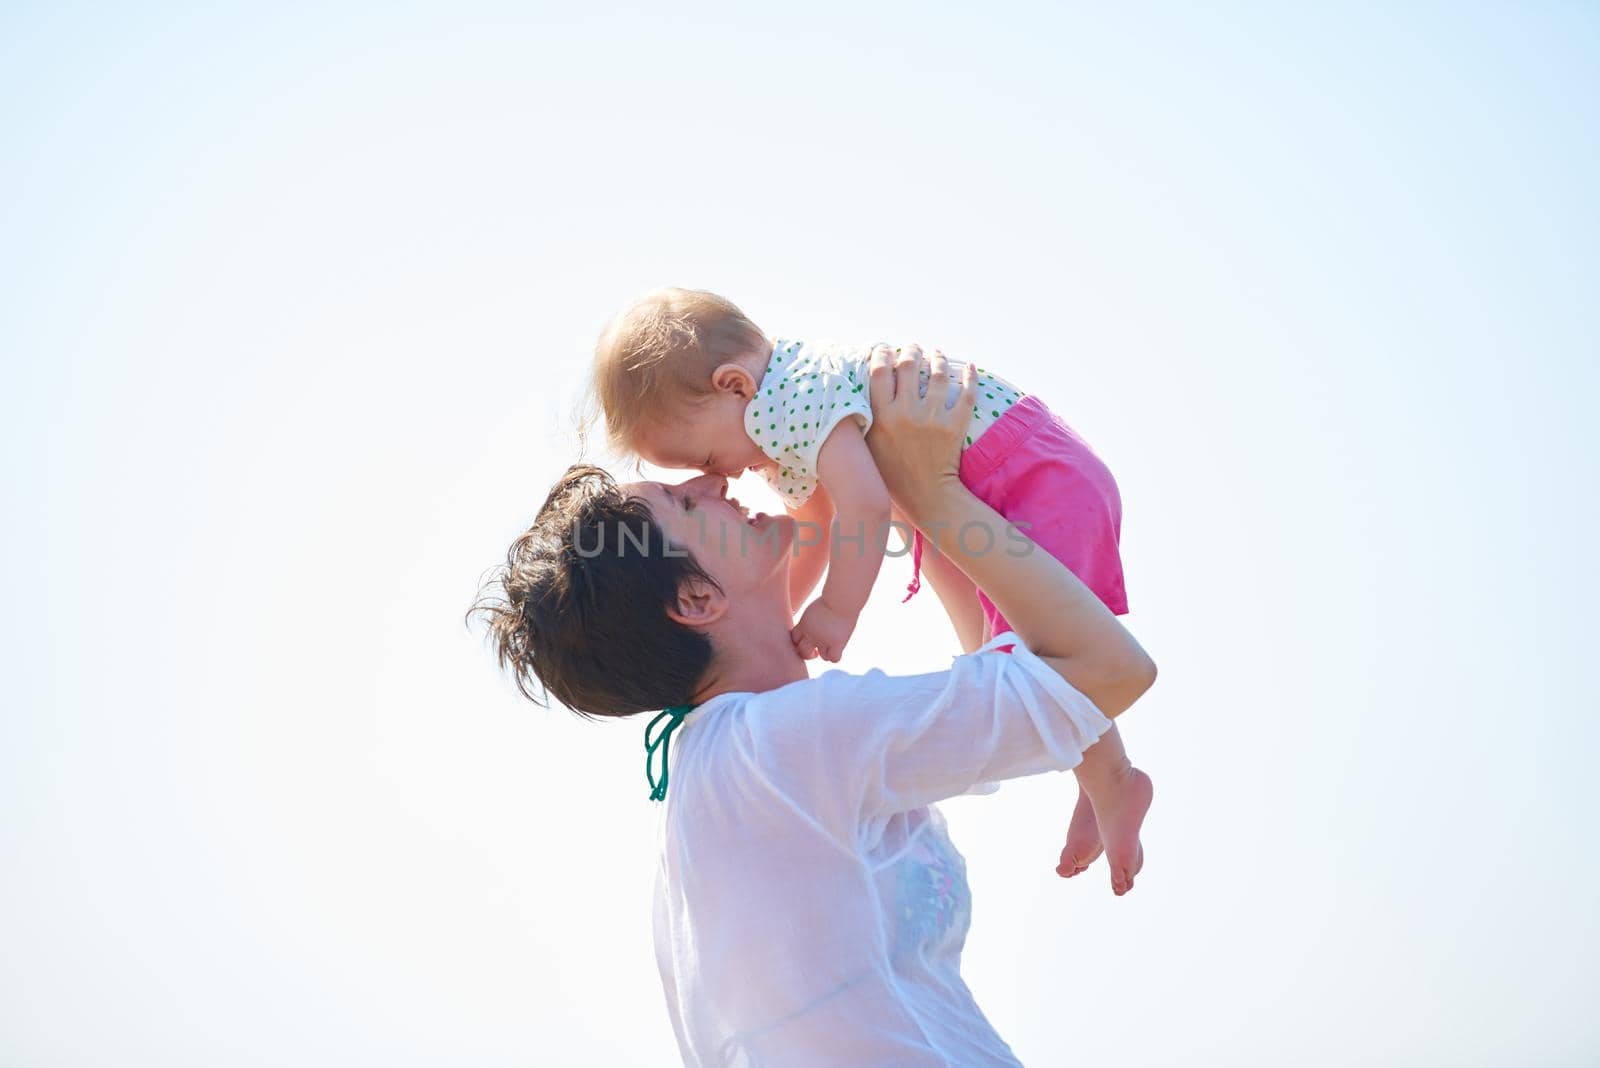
[864,347,1156,717]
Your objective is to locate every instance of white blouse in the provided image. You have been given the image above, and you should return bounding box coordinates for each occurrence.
[653,634,1112,1066]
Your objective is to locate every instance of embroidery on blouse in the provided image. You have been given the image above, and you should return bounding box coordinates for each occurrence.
[891,826,972,962]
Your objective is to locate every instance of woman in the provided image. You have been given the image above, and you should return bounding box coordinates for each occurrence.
[474,349,1157,1065]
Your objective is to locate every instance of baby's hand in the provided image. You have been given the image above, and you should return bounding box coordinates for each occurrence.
[791,599,857,663]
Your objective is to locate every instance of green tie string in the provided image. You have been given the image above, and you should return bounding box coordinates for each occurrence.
[645,704,696,802]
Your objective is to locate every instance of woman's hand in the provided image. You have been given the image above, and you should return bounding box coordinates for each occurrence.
[863,344,979,528]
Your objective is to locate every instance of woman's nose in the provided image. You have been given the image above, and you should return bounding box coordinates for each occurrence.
[687,473,728,498]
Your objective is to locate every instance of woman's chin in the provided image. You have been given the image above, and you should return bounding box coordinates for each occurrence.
[738,510,794,569]
[760,516,800,609]
[753,511,797,556]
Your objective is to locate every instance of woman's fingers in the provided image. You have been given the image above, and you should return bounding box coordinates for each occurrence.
[926,348,951,408]
[956,360,978,417]
[892,344,921,407]
[871,342,967,415]
[868,345,896,408]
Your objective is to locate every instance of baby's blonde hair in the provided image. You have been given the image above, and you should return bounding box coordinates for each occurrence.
[590,287,769,455]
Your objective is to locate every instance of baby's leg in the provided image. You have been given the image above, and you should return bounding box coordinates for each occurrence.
[917,510,1150,895]
[988,602,1152,894]
[893,502,986,653]
[1065,725,1152,895]
[975,608,1147,892]
[1056,780,1104,880]
[916,506,1149,895]
[966,403,1150,893]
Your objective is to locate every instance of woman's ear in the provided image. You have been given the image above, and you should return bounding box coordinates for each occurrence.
[665,575,729,629]
[710,363,757,400]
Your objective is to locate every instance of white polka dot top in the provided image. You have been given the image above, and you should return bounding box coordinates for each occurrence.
[744,337,1027,505]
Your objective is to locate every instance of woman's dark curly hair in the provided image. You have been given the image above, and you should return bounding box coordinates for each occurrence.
[469,464,718,717]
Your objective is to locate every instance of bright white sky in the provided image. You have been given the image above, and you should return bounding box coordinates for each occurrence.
[4,4,1597,1065]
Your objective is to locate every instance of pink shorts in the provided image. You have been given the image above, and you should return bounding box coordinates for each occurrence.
[906,395,1128,634]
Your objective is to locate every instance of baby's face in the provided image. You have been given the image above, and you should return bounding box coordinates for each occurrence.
[634,390,771,478]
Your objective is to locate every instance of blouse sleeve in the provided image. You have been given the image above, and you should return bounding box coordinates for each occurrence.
[745,341,874,506]
[735,634,1113,845]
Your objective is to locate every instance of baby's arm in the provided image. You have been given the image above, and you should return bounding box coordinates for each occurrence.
[790,426,891,661]
[786,481,833,615]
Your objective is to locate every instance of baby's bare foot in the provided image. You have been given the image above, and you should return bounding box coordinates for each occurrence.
[1056,787,1103,878]
[1095,767,1153,896]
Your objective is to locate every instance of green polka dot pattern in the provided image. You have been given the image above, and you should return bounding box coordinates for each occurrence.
[743,337,1027,505]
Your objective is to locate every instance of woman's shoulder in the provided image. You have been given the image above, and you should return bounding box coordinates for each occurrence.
[746,664,918,706]
[689,668,893,742]
[710,664,968,752]
[691,649,1024,768]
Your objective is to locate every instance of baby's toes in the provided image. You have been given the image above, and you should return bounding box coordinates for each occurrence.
[1057,799,1103,878]
[1110,844,1144,896]
[1056,842,1096,878]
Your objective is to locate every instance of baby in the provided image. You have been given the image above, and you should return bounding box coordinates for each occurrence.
[591,287,1153,894]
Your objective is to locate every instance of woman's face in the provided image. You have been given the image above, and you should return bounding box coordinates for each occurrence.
[623,474,795,608]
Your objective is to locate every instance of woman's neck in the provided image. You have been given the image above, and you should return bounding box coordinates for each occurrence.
[691,608,809,703]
